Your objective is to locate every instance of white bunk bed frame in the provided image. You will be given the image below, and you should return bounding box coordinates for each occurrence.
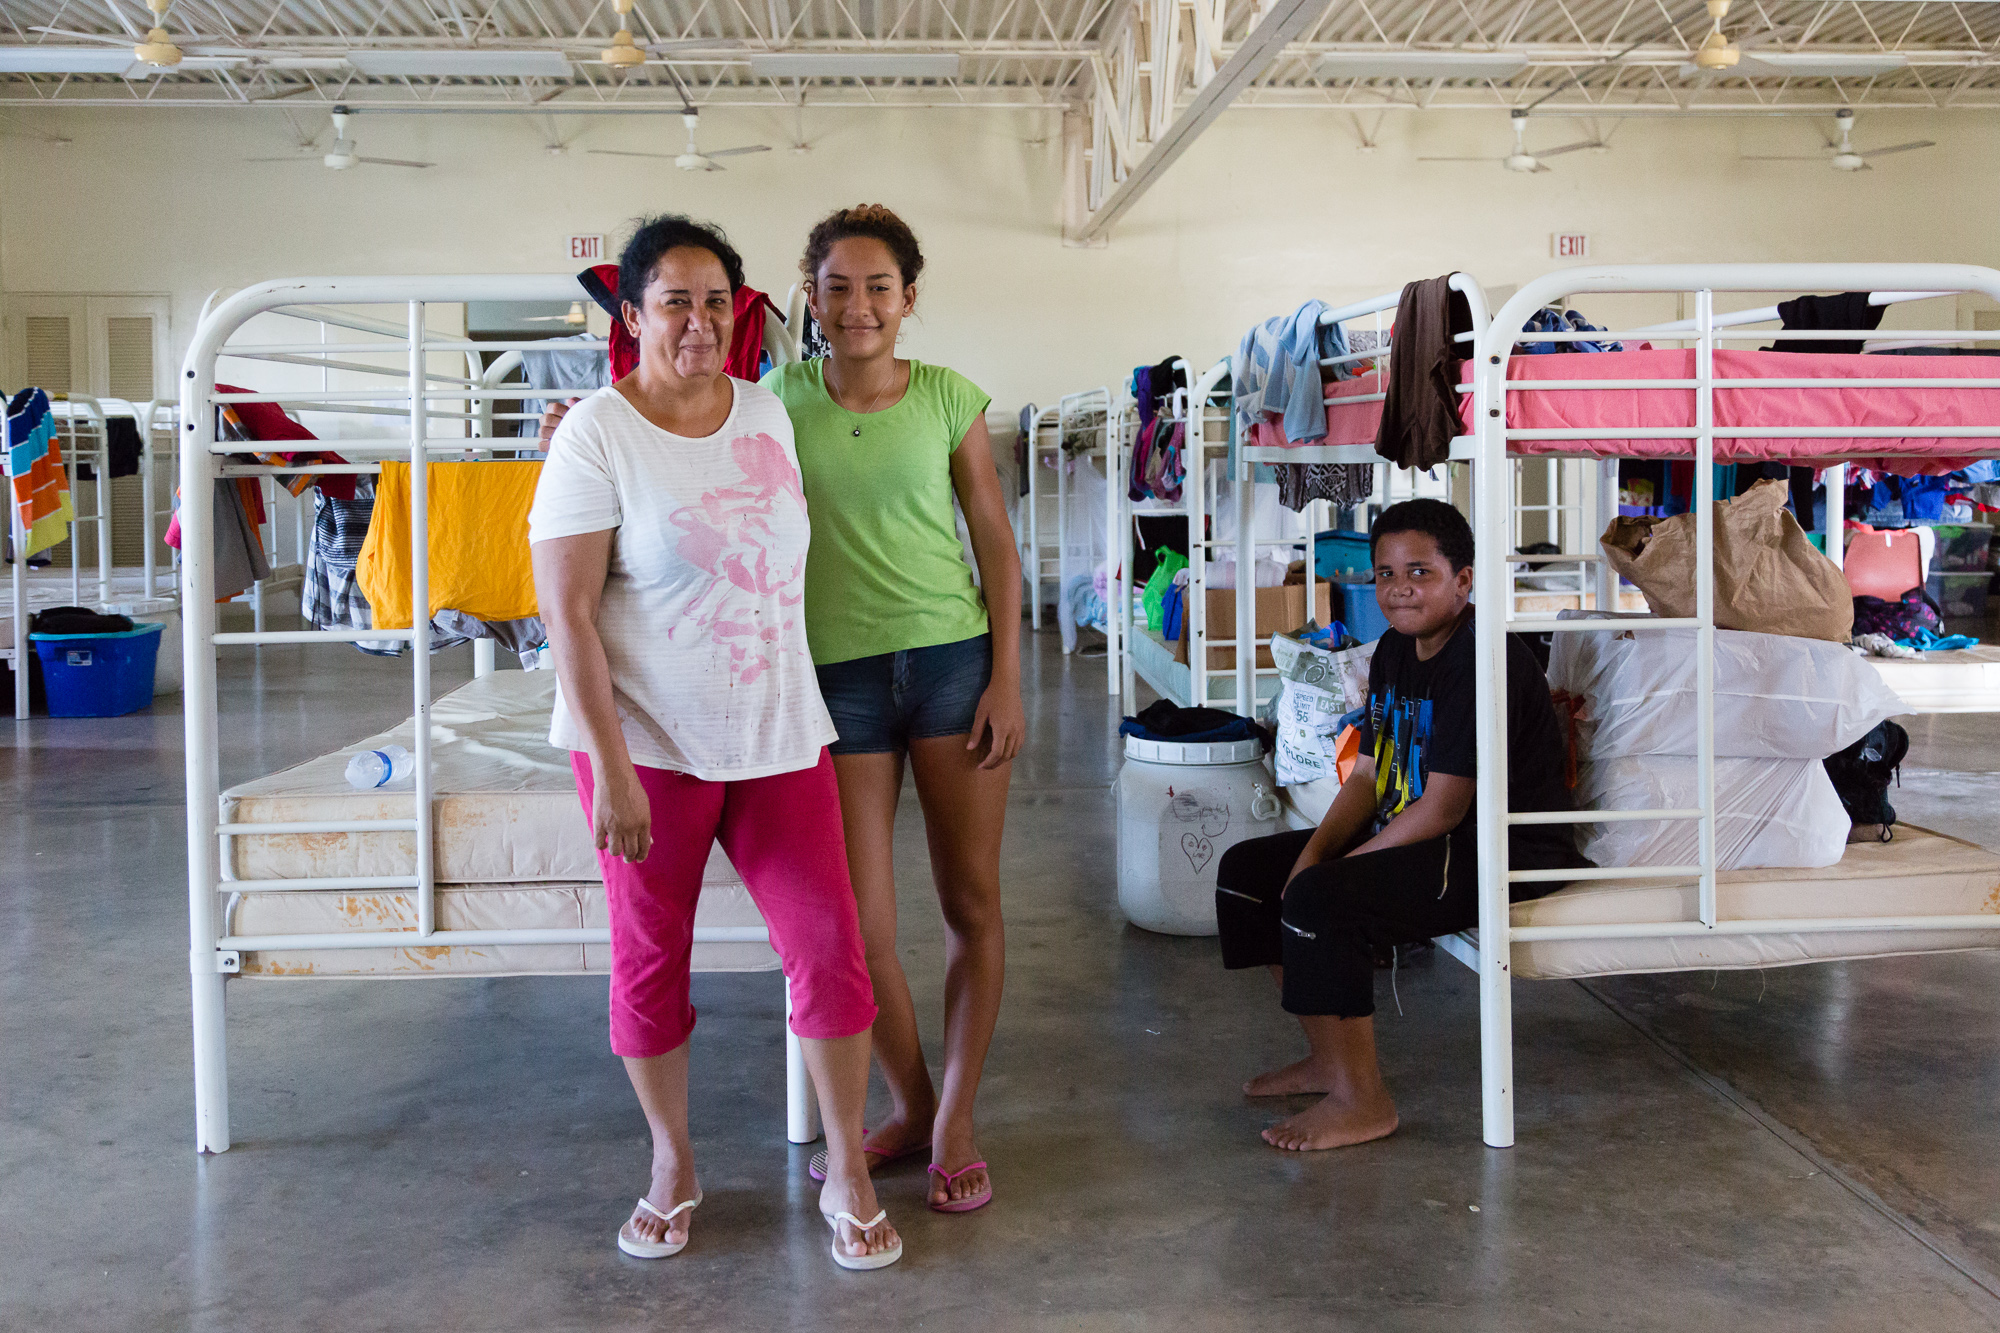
[179,275,812,1155]
[1019,402,1060,629]
[6,392,180,719]
[1213,264,2000,1148]
[1455,263,2000,1148]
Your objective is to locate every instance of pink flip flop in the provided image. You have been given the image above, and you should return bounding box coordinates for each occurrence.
[926,1161,992,1213]
[808,1136,932,1183]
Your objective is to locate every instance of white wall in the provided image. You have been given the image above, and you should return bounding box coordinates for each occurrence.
[6,104,1999,413]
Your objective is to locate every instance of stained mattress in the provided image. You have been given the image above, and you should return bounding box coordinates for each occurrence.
[1510,825,2000,979]
[222,671,773,977]
[221,670,737,888]
[227,879,778,977]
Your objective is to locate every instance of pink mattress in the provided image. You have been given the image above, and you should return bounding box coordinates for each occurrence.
[1249,351,2000,474]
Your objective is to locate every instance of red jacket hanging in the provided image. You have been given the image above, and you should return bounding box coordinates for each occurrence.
[578,265,778,381]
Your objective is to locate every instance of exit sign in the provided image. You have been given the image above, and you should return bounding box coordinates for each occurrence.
[568,234,604,262]
[1552,232,1590,259]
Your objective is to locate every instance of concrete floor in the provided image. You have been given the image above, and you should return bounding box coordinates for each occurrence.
[4,629,2000,1331]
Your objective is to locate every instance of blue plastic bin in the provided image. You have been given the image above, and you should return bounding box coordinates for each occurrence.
[1332,579,1390,643]
[1315,530,1373,580]
[31,622,163,718]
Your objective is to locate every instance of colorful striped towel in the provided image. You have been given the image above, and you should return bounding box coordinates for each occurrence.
[5,388,75,559]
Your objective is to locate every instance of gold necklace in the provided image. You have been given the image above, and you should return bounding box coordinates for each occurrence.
[835,363,897,437]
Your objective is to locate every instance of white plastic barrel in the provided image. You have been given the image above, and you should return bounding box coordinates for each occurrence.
[1117,735,1282,936]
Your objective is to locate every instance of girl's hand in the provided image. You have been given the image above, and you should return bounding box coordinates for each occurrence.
[538,397,579,451]
[593,763,652,864]
[967,679,1026,770]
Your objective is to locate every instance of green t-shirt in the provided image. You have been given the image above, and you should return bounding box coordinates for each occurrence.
[762,358,993,666]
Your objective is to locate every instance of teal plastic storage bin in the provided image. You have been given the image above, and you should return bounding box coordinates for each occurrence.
[1315,530,1373,580]
[1333,578,1390,643]
[31,622,163,717]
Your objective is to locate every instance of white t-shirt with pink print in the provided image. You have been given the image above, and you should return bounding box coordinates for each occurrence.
[527,379,836,781]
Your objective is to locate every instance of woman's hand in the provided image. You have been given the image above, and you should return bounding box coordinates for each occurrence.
[593,762,653,864]
[967,677,1026,770]
[537,397,579,451]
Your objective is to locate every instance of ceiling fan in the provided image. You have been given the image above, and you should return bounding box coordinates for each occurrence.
[1742,108,1936,172]
[246,106,435,171]
[32,0,258,68]
[522,302,591,326]
[587,108,770,171]
[1419,110,1607,174]
[1676,0,1802,79]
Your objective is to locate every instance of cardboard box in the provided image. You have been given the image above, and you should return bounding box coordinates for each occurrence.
[1175,581,1332,670]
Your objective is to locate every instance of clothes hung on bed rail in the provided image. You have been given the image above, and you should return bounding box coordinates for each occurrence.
[1375,276,1474,471]
[356,460,542,630]
[1231,303,1372,510]
[5,389,75,561]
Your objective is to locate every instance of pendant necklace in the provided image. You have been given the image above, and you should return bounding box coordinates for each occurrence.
[840,365,896,437]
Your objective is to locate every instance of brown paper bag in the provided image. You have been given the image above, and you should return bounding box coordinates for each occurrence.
[1599,479,1853,642]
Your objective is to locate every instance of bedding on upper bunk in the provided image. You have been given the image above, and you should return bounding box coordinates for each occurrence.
[1252,350,2000,473]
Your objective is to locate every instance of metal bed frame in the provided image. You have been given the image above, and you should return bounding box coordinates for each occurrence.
[1460,263,2000,1149]
[179,275,813,1155]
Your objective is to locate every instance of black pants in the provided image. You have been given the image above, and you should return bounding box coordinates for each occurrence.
[1215,828,1476,1019]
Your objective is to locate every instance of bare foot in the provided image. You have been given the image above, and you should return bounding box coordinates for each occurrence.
[819,1174,901,1262]
[621,1155,701,1251]
[863,1109,934,1162]
[1243,1055,1339,1097]
[1261,1090,1400,1151]
[928,1115,988,1208]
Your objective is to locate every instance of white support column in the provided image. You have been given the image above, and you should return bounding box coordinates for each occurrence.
[11,497,25,721]
[1825,464,1846,569]
[1105,414,1122,695]
[1693,291,1718,929]
[785,976,821,1144]
[409,304,437,939]
[1473,321,1516,1149]
[181,354,229,1154]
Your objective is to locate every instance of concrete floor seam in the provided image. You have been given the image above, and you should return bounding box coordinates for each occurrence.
[1578,977,2000,1307]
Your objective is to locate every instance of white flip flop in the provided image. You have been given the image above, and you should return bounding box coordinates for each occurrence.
[618,1191,702,1259]
[822,1208,903,1271]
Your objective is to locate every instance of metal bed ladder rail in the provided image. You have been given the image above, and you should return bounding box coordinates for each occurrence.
[180,277,808,1156]
[1464,261,2000,1151]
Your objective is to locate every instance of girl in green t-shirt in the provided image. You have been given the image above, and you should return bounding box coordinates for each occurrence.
[762,205,1023,1214]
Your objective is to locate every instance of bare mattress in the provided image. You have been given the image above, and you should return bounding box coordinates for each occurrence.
[221,671,774,978]
[1511,825,2000,979]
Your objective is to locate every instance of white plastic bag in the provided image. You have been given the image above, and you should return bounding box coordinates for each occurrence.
[1055,459,1111,654]
[1268,634,1373,787]
[1548,620,1907,761]
[1577,755,1849,871]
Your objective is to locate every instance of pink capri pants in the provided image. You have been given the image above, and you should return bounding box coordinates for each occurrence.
[572,749,877,1058]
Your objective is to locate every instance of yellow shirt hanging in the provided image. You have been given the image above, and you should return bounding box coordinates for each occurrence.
[357,460,542,629]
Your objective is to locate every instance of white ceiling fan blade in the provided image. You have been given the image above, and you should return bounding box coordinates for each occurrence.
[1532,161,1552,173]
[1861,140,1937,158]
[358,156,435,169]
[1533,140,1602,158]
[643,37,752,52]
[588,148,677,159]
[1740,155,1828,161]
[705,144,770,158]
[1416,156,1498,162]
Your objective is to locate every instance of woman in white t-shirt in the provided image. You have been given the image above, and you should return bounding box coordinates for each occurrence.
[528,215,900,1272]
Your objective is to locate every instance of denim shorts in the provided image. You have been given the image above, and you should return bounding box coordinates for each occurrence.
[815,633,993,755]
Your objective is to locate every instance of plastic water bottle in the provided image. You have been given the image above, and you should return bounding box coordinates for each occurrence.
[344,745,414,790]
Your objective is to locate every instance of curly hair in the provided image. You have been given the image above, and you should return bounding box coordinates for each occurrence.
[1370,498,1475,571]
[617,213,745,308]
[800,204,925,287]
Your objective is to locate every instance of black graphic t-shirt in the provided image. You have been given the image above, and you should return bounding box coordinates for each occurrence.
[1358,611,1583,878]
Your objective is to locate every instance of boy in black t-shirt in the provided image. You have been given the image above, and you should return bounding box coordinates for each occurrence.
[1214,498,1584,1151]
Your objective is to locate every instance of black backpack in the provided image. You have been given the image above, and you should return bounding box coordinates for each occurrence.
[28,606,134,636]
[1822,721,1910,843]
